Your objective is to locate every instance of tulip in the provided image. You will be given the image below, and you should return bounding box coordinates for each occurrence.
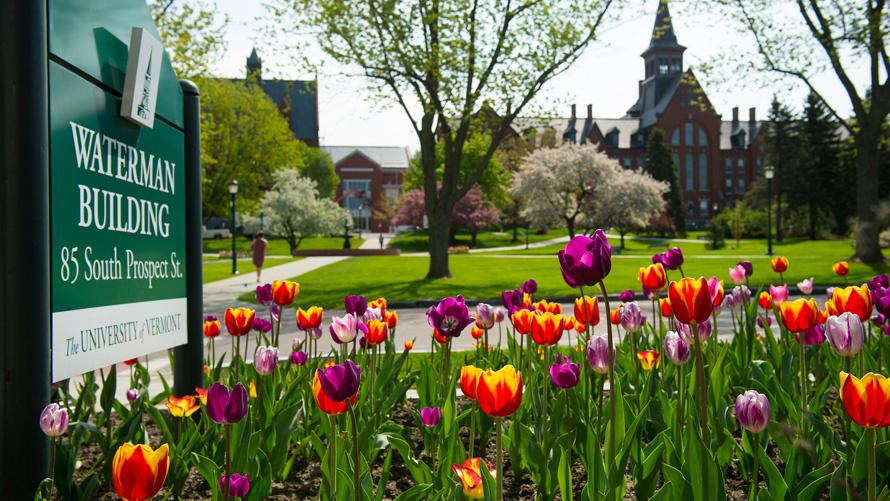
[573,296,600,327]
[501,289,524,316]
[661,247,684,271]
[770,284,789,308]
[206,382,249,425]
[475,303,495,329]
[797,325,826,346]
[619,289,635,303]
[831,284,874,322]
[533,299,561,315]
[254,284,272,305]
[660,297,672,317]
[639,263,667,291]
[708,278,725,308]
[550,355,581,389]
[433,329,447,345]
[385,311,399,329]
[127,389,139,403]
[840,371,890,501]
[330,313,367,344]
[112,443,169,501]
[297,306,324,331]
[557,230,612,288]
[610,307,622,325]
[771,256,788,273]
[729,265,747,286]
[869,274,890,291]
[312,363,354,415]
[270,280,299,306]
[637,350,660,370]
[620,302,646,333]
[471,327,484,339]
[452,458,497,500]
[290,350,308,366]
[587,335,614,374]
[365,319,388,345]
[123,358,138,366]
[363,307,383,323]
[225,308,256,336]
[733,285,751,303]
[344,295,368,317]
[798,277,814,295]
[39,403,69,437]
[757,316,773,329]
[254,346,278,376]
[404,340,413,350]
[873,287,890,318]
[461,365,484,400]
[676,319,712,344]
[511,309,535,335]
[664,331,691,365]
[758,292,772,310]
[778,298,819,333]
[738,260,754,277]
[477,365,523,418]
[669,277,713,325]
[494,307,506,323]
[522,278,538,294]
[530,312,564,346]
[652,252,665,266]
[833,260,850,277]
[203,319,221,338]
[420,407,442,427]
[724,294,737,310]
[317,359,362,403]
[220,473,250,498]
[826,312,865,357]
[165,395,200,418]
[369,297,387,316]
[643,285,658,300]
[427,295,475,337]
[736,389,771,434]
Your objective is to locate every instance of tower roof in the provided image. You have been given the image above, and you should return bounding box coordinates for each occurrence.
[247,48,261,65]
[649,0,682,48]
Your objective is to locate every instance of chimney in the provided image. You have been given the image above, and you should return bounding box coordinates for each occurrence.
[587,104,592,119]
[749,107,756,123]
[571,104,576,118]
[732,107,739,122]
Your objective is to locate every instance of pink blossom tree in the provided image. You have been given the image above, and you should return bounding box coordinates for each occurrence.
[393,184,500,246]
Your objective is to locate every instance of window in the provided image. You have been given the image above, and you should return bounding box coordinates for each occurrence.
[606,129,619,148]
[670,59,680,72]
[672,129,680,146]
[737,158,745,174]
[733,130,746,149]
[726,178,733,193]
[725,158,732,174]
[698,128,707,146]
[738,179,745,194]
[624,158,632,170]
[659,58,668,74]
[688,201,694,218]
[685,123,694,146]
[700,199,708,216]
[699,154,708,191]
[672,153,680,181]
[685,153,694,191]
[756,156,763,174]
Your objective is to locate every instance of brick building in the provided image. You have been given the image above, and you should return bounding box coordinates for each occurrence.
[514,0,768,227]
[322,146,410,232]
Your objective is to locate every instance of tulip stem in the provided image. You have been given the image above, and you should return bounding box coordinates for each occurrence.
[469,405,476,459]
[543,344,550,437]
[676,364,683,446]
[751,431,760,501]
[223,424,231,501]
[565,389,572,448]
[496,417,504,501]
[330,415,337,497]
[346,401,360,501]
[48,436,56,501]
[597,281,617,471]
[799,333,808,441]
[844,356,853,487]
[234,336,241,385]
[868,428,876,501]
[692,323,709,445]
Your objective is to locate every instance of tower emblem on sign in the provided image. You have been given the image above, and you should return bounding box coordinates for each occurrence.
[121,27,163,128]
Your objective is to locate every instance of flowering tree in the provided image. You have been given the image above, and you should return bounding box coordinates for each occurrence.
[595,168,668,248]
[393,185,500,245]
[510,143,617,238]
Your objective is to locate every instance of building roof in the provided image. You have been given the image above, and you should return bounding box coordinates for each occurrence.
[649,0,684,49]
[512,116,642,148]
[256,79,318,141]
[720,120,764,149]
[638,73,684,129]
[322,146,411,169]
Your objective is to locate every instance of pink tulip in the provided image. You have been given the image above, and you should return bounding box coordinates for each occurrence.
[729,265,747,286]
[797,278,814,295]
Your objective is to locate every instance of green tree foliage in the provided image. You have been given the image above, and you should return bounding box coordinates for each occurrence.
[301,147,340,199]
[271,0,622,278]
[197,77,310,219]
[642,128,686,235]
[799,92,843,238]
[404,134,510,209]
[149,0,228,78]
[497,136,536,242]
[764,96,801,243]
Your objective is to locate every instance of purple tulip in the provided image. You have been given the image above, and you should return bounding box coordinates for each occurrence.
[364,307,383,323]
[873,314,886,327]
[290,350,308,366]
[39,403,69,437]
[736,390,770,433]
[220,473,250,498]
[253,318,272,333]
[873,286,890,317]
[550,355,581,389]
[271,304,280,323]
[427,296,474,338]
[737,260,754,277]
[642,285,658,300]
[317,359,362,402]
[587,335,614,375]
[732,285,751,304]
[661,247,684,271]
[126,389,139,402]
[869,274,890,292]
[826,312,864,357]
[619,289,635,303]
[310,327,323,340]
[255,284,272,305]
[619,302,646,333]
[359,336,367,349]
[502,289,525,316]
[769,284,789,307]
[254,346,278,376]
[420,407,442,427]
[558,230,612,288]
[494,307,506,323]
[522,279,538,295]
[827,287,835,300]
[652,252,665,266]
[664,331,691,365]
[206,382,249,425]
[344,295,368,317]
[797,278,814,295]
[475,303,495,329]
[796,324,826,346]
[204,315,218,323]
[292,338,304,351]
[676,318,712,344]
[724,294,737,310]
[757,316,773,329]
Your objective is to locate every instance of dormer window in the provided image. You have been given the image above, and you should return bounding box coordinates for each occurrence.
[658,58,669,74]
[732,130,747,150]
[670,58,681,72]
[606,129,619,148]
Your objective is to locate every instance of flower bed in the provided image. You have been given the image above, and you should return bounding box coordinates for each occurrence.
[448,245,470,254]
[218,250,253,258]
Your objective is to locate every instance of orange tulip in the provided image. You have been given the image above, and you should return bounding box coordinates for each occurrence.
[660,297,672,317]
[778,298,819,334]
[831,285,874,322]
[312,362,355,415]
[366,319,388,345]
[385,311,399,329]
[433,328,447,345]
[296,306,324,330]
[610,306,622,325]
[224,308,256,336]
[669,278,713,325]
[637,350,661,370]
[530,312,564,346]
[112,443,170,501]
[817,309,828,324]
[460,365,484,400]
[271,280,299,306]
[511,309,535,335]
[404,340,413,350]
[840,372,890,429]
[758,292,772,311]
[471,327,484,339]
[249,381,257,398]
[825,299,839,317]
[452,458,496,499]
[573,296,600,327]
[833,261,850,276]
[477,365,523,418]
[771,256,789,273]
[369,297,387,315]
[165,395,200,418]
[534,300,562,315]
[522,293,532,308]
[638,263,667,291]
[195,387,208,405]
[203,320,221,338]
[567,316,586,333]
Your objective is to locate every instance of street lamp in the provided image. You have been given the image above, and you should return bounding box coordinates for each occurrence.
[764,165,775,256]
[229,179,239,274]
[259,204,264,232]
[712,202,718,216]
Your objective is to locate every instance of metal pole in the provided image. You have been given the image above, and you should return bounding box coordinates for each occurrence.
[766,178,773,256]
[173,79,204,399]
[525,224,529,250]
[0,1,51,496]
[231,193,238,274]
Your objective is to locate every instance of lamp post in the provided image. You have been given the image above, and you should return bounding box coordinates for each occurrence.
[764,165,775,256]
[712,202,718,216]
[229,179,239,274]
[525,222,530,250]
[259,204,264,232]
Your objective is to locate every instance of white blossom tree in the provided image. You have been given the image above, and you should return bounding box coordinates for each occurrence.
[251,169,350,254]
[595,167,668,248]
[510,143,618,238]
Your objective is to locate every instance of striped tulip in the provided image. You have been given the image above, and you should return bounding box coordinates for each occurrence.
[534,299,562,315]
[840,372,890,428]
[460,365,484,400]
[778,298,819,334]
[471,327,484,339]
[830,285,874,322]
[637,350,660,370]
[385,311,399,329]
[638,263,667,291]
[165,395,200,418]
[224,308,256,336]
[271,280,299,306]
[404,340,413,350]
[735,390,770,433]
[296,306,324,331]
[112,443,170,501]
[826,313,864,357]
[573,296,600,327]
[771,256,788,273]
[530,312,564,346]
[769,284,789,308]
[660,297,672,317]
[203,319,221,338]
[365,319,388,346]
[708,278,725,307]
[452,458,496,499]
[833,261,850,277]
[669,277,713,325]
[511,309,535,335]
[477,365,523,418]
[758,292,772,311]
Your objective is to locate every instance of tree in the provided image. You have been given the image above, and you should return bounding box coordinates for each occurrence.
[799,92,840,239]
[702,0,889,262]
[642,128,685,235]
[149,0,229,78]
[595,168,668,248]
[764,97,801,243]
[272,0,621,278]
[510,143,617,238]
[255,170,349,253]
[301,147,340,199]
[497,136,536,242]
[197,77,310,219]
[392,184,501,245]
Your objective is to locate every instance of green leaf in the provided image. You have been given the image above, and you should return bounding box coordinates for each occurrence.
[684,423,719,501]
[391,484,434,501]
[190,453,220,501]
[558,445,573,501]
[661,463,692,501]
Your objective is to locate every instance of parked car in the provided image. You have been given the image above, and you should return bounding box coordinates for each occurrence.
[202,225,230,240]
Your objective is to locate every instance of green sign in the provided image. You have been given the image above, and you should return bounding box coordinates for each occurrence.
[49,0,187,382]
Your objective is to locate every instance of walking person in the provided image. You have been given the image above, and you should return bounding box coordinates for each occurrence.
[379,234,384,249]
[250,230,268,283]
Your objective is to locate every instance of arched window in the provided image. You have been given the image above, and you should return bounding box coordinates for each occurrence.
[698,128,707,146]
[671,128,680,146]
[685,123,694,146]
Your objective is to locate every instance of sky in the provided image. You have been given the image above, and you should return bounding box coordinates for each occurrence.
[209,0,865,152]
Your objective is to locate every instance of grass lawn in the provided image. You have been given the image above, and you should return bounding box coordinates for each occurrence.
[389,228,569,253]
[203,257,300,284]
[202,236,365,256]
[236,252,889,308]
